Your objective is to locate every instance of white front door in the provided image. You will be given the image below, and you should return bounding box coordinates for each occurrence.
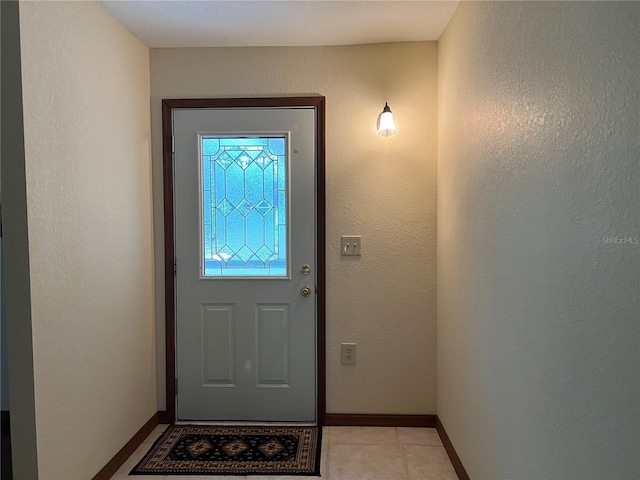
[173,107,317,422]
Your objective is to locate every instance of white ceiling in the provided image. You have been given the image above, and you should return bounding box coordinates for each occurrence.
[97,1,459,48]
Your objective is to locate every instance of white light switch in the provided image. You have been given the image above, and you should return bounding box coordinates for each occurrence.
[341,236,362,256]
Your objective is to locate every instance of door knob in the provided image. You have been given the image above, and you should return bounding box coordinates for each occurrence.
[300,286,312,297]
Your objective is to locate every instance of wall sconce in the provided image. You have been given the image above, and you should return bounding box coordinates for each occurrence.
[376,102,398,137]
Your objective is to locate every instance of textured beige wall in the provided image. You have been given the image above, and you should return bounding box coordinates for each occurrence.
[150,42,438,414]
[438,2,639,478]
[19,2,156,478]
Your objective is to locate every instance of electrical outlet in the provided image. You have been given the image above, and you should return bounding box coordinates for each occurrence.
[341,343,356,365]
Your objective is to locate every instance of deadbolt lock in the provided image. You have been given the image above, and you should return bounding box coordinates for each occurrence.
[301,265,311,275]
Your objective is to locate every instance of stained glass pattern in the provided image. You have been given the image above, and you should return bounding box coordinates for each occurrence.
[201,137,287,277]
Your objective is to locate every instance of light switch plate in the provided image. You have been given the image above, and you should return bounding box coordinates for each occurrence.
[341,236,362,256]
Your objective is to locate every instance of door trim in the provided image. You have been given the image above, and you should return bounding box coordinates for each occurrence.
[161,97,326,424]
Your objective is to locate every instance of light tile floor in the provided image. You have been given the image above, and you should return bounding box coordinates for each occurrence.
[111,425,458,480]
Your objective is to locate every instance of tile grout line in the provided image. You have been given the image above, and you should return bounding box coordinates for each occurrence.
[396,428,412,480]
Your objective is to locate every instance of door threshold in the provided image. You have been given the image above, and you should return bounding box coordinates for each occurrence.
[174,420,318,427]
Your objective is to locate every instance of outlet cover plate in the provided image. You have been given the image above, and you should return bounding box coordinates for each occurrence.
[341,343,356,365]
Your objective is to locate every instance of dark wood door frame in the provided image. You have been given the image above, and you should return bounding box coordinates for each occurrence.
[160,97,326,425]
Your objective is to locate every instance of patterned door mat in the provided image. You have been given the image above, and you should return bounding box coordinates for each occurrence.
[131,424,321,476]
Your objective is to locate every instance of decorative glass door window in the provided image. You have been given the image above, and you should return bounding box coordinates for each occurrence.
[200,136,288,278]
